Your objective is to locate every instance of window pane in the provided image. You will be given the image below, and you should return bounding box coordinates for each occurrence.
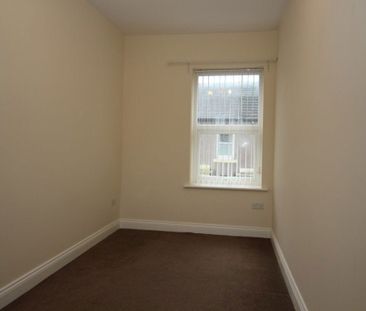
[196,73,260,125]
[197,132,260,186]
[219,134,233,143]
[217,143,232,157]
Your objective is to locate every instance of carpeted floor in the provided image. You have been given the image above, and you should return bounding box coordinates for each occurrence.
[4,230,295,311]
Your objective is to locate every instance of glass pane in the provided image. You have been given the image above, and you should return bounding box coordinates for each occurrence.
[218,143,232,156]
[196,73,260,125]
[197,132,259,186]
[219,134,233,143]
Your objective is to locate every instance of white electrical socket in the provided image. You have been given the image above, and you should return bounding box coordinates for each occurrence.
[252,203,264,210]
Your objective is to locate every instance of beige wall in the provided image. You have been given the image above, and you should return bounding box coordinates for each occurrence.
[121,32,277,227]
[0,0,123,287]
[274,1,366,310]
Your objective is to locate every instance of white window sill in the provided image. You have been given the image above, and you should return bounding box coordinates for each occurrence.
[184,184,269,192]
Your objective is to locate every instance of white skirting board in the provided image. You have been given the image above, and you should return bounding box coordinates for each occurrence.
[1,218,307,311]
[0,220,119,309]
[119,218,272,238]
[271,234,309,311]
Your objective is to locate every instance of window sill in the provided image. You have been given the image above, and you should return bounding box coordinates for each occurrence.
[184,184,269,192]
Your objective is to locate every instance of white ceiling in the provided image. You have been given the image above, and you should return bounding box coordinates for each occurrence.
[88,0,288,34]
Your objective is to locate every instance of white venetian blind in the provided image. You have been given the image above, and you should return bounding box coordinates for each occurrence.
[191,69,263,188]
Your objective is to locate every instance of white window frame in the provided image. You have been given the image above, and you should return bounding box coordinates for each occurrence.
[189,68,264,189]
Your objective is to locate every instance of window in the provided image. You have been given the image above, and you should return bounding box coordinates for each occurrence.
[217,134,234,159]
[190,69,263,188]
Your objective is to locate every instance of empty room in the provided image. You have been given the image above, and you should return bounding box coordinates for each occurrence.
[1,0,365,310]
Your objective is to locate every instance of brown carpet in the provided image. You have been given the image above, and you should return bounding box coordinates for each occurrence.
[4,230,294,311]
